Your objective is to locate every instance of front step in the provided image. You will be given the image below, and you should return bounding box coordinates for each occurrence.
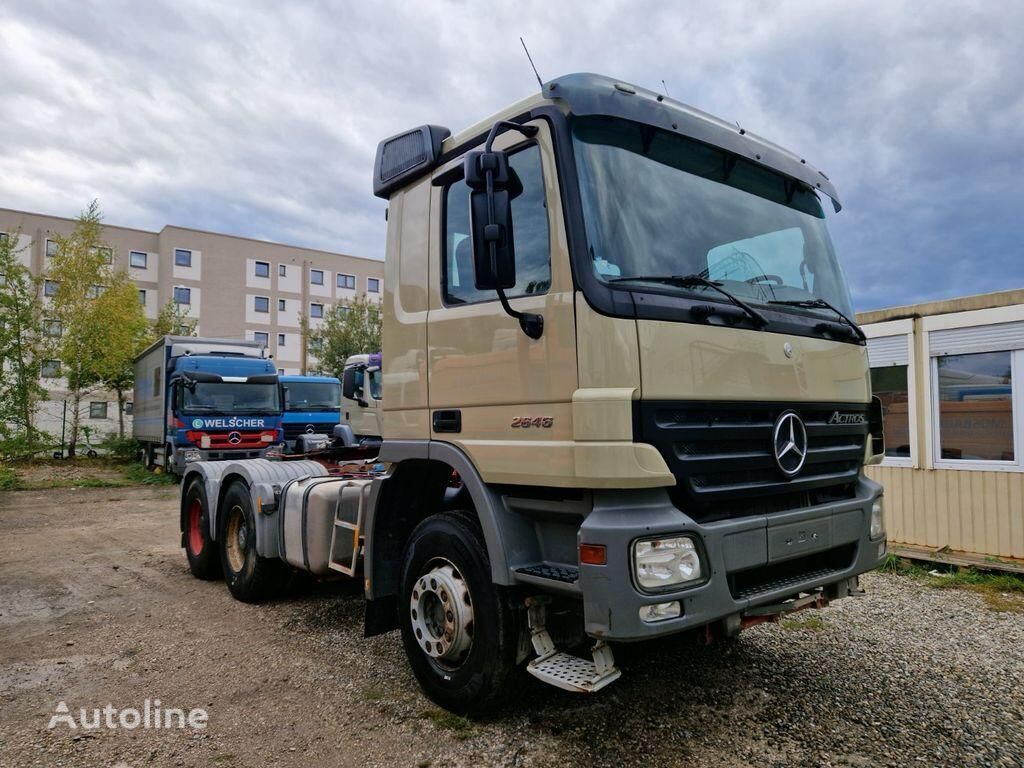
[524,597,621,693]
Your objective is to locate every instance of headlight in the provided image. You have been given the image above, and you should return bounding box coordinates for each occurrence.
[183,449,202,463]
[870,498,885,539]
[633,535,703,591]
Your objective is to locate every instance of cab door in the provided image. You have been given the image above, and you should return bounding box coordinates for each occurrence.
[426,118,578,486]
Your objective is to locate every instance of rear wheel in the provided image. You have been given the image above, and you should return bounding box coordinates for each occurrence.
[399,512,520,714]
[220,482,288,602]
[183,478,220,580]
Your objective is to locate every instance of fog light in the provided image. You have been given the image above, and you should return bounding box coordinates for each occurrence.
[639,601,681,623]
[633,535,703,591]
[870,498,885,539]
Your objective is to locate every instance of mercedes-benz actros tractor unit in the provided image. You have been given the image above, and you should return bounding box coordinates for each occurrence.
[178,73,886,714]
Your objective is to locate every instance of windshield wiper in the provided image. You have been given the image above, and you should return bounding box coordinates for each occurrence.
[767,298,866,341]
[609,274,768,328]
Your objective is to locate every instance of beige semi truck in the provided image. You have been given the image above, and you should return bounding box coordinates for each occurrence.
[178,73,887,713]
[340,352,383,442]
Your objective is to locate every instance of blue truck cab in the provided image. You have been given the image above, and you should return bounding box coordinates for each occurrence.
[280,375,342,449]
[133,336,284,474]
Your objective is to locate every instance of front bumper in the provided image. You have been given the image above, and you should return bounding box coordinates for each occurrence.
[578,476,886,641]
[170,444,276,473]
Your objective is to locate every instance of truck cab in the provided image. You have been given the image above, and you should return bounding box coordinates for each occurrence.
[280,375,342,450]
[340,353,382,441]
[134,336,284,474]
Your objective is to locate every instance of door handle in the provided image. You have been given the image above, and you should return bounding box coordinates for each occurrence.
[432,410,461,434]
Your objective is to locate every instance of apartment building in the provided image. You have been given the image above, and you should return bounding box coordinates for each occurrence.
[0,207,382,441]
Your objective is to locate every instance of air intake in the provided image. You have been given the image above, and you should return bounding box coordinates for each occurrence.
[373,124,451,199]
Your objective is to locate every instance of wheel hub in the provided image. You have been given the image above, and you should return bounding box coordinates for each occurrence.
[409,560,474,664]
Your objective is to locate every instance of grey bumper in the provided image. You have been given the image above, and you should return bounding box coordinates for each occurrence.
[578,476,886,641]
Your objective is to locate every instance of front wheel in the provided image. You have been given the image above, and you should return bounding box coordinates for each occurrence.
[399,512,520,714]
[219,482,289,602]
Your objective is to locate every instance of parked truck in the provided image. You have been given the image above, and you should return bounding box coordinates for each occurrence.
[178,73,887,713]
[134,336,284,474]
[340,353,382,443]
[279,375,343,451]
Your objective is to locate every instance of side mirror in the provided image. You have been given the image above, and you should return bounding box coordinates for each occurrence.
[460,120,543,340]
[341,366,360,400]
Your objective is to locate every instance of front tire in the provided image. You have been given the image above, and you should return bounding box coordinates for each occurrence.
[399,512,520,714]
[183,478,220,580]
[219,482,288,602]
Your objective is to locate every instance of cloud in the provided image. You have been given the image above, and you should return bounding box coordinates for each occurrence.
[1,0,1021,309]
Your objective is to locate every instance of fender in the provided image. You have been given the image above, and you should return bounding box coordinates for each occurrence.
[365,440,513,604]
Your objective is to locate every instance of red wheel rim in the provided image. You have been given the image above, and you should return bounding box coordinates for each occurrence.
[187,499,204,556]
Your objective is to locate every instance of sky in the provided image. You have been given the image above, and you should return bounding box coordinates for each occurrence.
[1,1,1021,311]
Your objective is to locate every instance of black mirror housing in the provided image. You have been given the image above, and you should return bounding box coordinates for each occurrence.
[341,366,361,400]
[469,188,516,290]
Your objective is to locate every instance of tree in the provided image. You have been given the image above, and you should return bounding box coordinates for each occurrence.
[47,200,113,456]
[0,228,47,452]
[84,271,150,437]
[303,294,381,376]
[152,299,197,338]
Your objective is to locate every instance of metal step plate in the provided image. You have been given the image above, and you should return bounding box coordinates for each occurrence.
[527,652,621,693]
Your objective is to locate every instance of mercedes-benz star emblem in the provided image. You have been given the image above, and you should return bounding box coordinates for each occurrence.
[772,411,807,477]
[305,425,315,434]
[227,431,242,445]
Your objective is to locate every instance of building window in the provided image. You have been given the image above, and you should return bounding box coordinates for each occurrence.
[309,338,323,354]
[278,299,286,311]
[254,261,270,278]
[44,280,59,297]
[46,239,58,258]
[444,143,550,305]
[42,360,61,378]
[367,277,380,293]
[310,303,324,319]
[92,246,113,264]
[130,250,148,268]
[89,402,108,419]
[0,232,7,243]
[87,285,104,299]
[254,331,269,346]
[124,402,133,415]
[310,269,324,286]
[279,264,287,277]
[174,249,192,267]
[870,366,911,459]
[44,318,62,337]
[278,368,285,375]
[277,333,286,346]
[935,351,1015,464]
[337,273,355,290]
[138,289,147,305]
[177,324,192,335]
[174,286,191,305]
[254,296,270,313]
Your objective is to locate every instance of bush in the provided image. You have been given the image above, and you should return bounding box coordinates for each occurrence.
[99,435,142,462]
[123,462,177,486]
[0,466,19,491]
[0,432,55,461]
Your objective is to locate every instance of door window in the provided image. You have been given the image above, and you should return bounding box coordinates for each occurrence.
[443,143,550,305]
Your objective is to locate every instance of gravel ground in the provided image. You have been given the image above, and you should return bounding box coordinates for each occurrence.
[1,484,1022,767]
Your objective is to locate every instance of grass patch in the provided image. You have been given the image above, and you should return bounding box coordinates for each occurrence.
[360,686,384,703]
[882,557,1024,613]
[122,462,178,486]
[421,708,475,740]
[780,614,826,631]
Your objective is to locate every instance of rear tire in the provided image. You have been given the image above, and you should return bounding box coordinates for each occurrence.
[219,482,289,602]
[399,511,520,715]
[183,478,221,580]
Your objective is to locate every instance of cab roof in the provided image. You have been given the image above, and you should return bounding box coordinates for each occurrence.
[374,72,839,209]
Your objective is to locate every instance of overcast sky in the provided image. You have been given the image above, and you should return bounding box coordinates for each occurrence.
[1,1,1021,310]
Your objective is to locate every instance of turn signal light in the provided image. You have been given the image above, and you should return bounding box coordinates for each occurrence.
[579,543,607,565]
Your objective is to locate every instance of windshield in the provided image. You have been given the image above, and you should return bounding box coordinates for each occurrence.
[571,116,854,317]
[181,382,280,414]
[285,381,341,412]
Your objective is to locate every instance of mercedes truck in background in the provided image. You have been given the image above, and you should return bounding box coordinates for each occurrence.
[133,336,283,474]
[279,375,342,450]
[177,73,886,713]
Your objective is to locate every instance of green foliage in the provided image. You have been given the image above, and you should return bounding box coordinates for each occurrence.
[152,299,197,338]
[421,708,474,740]
[780,614,826,631]
[0,433,56,461]
[0,466,18,491]
[304,294,381,377]
[100,435,142,461]
[0,228,47,446]
[883,557,1024,613]
[123,462,177,485]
